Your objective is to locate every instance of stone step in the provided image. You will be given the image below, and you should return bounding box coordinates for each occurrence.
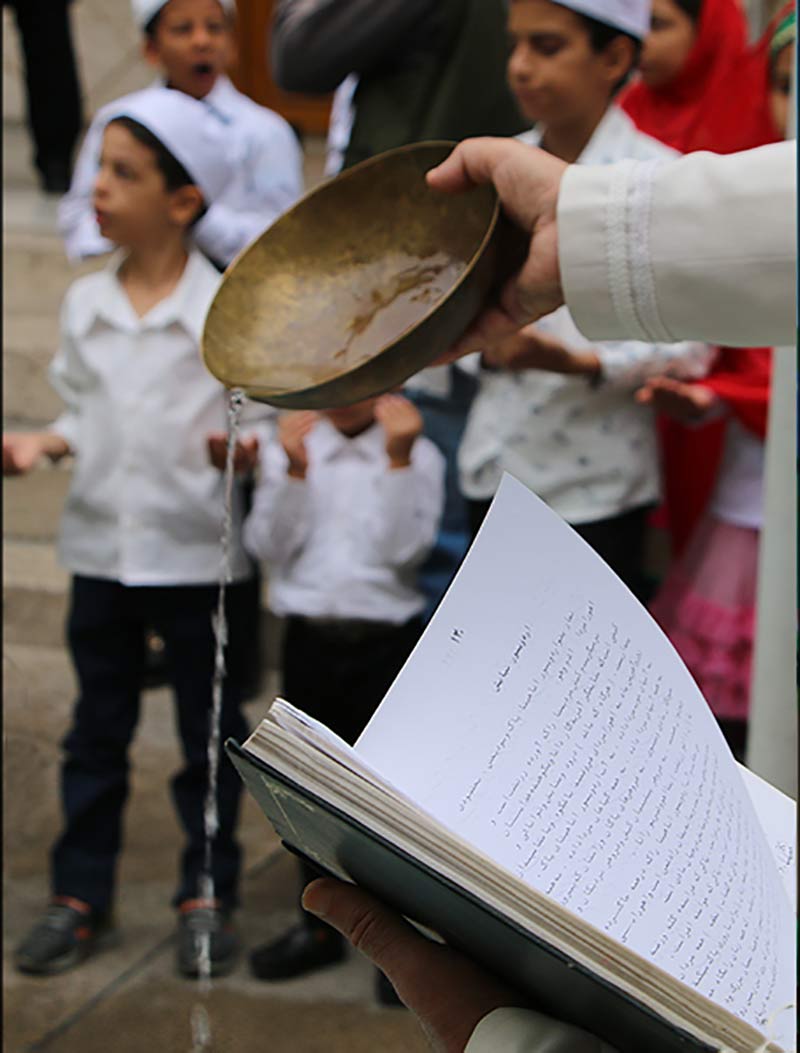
[4,345,65,426]
[3,462,71,542]
[3,539,70,649]
[3,231,100,318]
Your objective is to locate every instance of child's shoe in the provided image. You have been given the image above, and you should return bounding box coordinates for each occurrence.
[177,899,239,978]
[14,896,114,975]
[249,920,345,980]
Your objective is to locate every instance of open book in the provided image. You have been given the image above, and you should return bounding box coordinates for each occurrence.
[227,474,796,1053]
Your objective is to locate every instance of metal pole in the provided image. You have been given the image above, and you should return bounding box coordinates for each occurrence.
[746,348,797,798]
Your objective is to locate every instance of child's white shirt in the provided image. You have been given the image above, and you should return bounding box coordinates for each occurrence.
[458,106,713,524]
[59,76,304,266]
[49,248,270,585]
[243,417,445,624]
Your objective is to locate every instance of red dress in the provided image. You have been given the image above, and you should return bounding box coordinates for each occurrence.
[648,352,772,722]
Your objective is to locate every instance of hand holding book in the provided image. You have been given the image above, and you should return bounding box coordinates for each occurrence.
[302,876,531,1053]
[229,474,796,1053]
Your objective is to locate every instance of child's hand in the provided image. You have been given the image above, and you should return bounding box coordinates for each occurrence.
[206,432,260,475]
[3,432,63,476]
[375,394,423,469]
[481,329,600,378]
[279,411,317,479]
[635,377,718,423]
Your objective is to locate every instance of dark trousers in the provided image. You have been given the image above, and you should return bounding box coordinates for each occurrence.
[5,0,82,177]
[52,576,251,914]
[468,499,652,602]
[282,614,423,913]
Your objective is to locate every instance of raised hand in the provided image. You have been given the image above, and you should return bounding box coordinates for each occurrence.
[635,377,718,423]
[374,394,423,468]
[279,411,318,479]
[206,432,260,474]
[3,432,67,476]
[482,327,600,377]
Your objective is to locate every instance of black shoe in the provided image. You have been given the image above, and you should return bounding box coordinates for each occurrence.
[14,897,114,976]
[376,969,405,1007]
[249,922,345,980]
[40,160,72,195]
[177,900,238,979]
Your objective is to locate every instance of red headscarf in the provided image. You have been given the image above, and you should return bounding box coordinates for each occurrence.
[620,0,782,154]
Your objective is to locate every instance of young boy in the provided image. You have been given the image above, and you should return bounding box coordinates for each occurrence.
[59,0,303,268]
[458,0,712,600]
[6,89,262,979]
[240,395,444,989]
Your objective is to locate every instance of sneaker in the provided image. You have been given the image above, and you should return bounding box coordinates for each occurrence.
[249,921,345,981]
[177,899,238,979]
[14,897,114,976]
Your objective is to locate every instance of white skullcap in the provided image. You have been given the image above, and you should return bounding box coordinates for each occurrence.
[106,87,233,203]
[554,0,651,39]
[131,0,236,31]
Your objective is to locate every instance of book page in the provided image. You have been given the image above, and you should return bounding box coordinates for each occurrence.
[738,763,796,913]
[356,475,796,1047]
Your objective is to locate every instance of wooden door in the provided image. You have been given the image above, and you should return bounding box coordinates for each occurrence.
[229,0,333,135]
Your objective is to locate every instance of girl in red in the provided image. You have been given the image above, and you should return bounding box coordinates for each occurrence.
[619,0,782,155]
[636,352,773,760]
[618,0,787,583]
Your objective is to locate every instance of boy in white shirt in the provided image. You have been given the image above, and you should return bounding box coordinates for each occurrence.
[458,0,712,599]
[241,394,444,989]
[5,89,262,980]
[59,0,304,268]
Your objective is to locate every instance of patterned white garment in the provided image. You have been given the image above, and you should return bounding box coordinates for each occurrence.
[458,107,713,524]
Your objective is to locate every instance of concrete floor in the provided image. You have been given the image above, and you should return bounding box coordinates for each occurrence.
[2,121,428,1053]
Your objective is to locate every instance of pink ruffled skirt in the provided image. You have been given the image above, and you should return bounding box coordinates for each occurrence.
[650,515,760,721]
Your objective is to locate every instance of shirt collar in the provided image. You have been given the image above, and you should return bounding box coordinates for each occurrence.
[519,106,636,165]
[71,248,215,343]
[312,417,385,461]
[153,73,236,125]
[201,75,237,124]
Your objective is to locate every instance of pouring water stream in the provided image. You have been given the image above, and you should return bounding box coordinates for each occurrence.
[191,387,245,1052]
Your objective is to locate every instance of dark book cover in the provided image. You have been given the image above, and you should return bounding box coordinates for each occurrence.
[227,738,718,1053]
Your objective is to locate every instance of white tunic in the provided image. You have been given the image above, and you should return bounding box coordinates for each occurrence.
[48,249,264,586]
[458,108,711,522]
[243,417,445,624]
[59,76,304,267]
[558,141,796,349]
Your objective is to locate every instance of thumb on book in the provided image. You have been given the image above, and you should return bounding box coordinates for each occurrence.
[302,877,526,1052]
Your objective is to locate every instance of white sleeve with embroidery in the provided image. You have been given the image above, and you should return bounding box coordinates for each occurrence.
[558,142,796,349]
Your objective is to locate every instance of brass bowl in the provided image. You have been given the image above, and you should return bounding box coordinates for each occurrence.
[201,141,510,409]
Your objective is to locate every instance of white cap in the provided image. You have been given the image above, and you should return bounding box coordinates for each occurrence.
[131,0,236,31]
[106,88,232,203]
[556,0,651,39]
